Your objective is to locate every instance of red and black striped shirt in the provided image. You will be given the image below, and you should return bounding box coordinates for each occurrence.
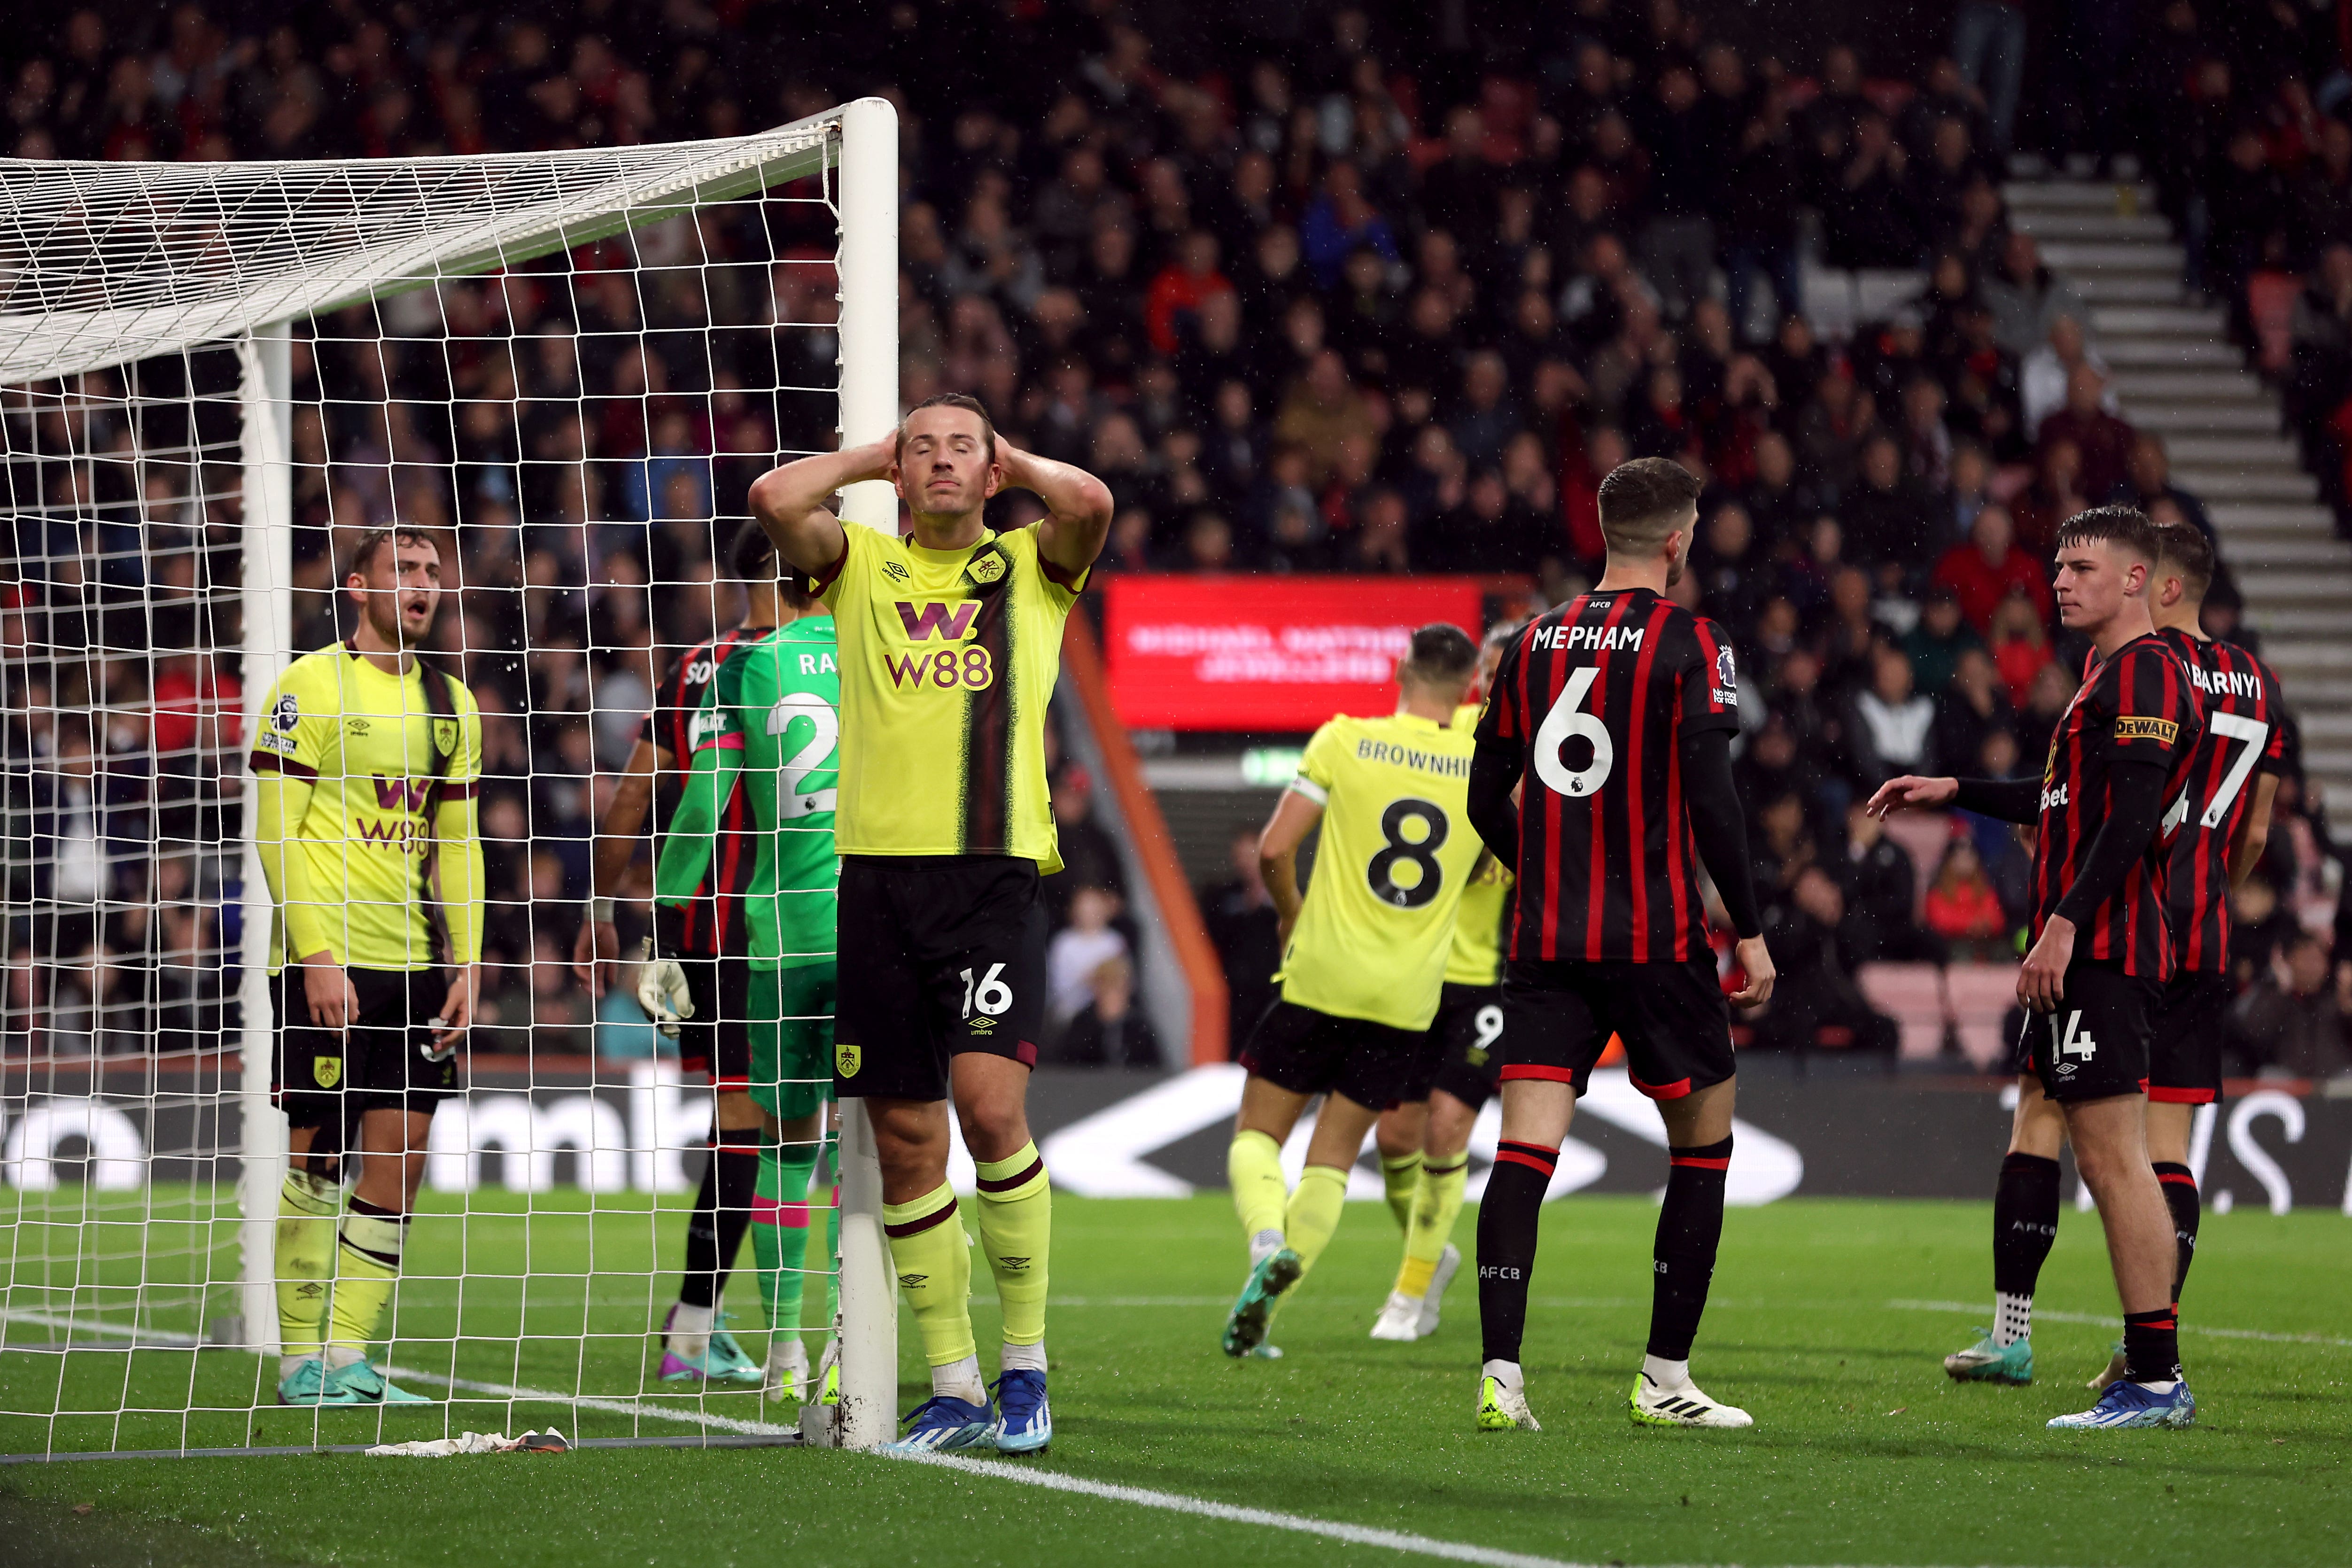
[2156,629,2285,974]
[2031,635,2204,978]
[642,628,761,957]
[1476,589,1740,963]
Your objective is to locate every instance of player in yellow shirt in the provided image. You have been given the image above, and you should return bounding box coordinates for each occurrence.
[1220,625,1485,1359]
[751,393,1111,1453]
[249,526,484,1408]
[1368,619,1524,1343]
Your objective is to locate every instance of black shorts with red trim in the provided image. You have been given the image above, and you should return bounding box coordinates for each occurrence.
[2148,970,2231,1105]
[1497,957,1733,1101]
[1241,998,1424,1111]
[1397,983,1506,1110]
[2017,960,2159,1103]
[832,854,1044,1102]
[672,953,753,1090]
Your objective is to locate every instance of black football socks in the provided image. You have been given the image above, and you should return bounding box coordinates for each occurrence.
[2152,1161,2199,1306]
[2122,1306,2182,1386]
[1991,1152,2059,1345]
[680,1133,763,1310]
[1647,1135,1731,1362]
[1476,1141,1556,1366]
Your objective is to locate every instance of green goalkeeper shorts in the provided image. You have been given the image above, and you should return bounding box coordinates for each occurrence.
[751,961,836,1122]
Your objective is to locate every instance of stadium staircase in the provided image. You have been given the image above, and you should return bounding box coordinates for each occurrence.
[2005,179,2352,815]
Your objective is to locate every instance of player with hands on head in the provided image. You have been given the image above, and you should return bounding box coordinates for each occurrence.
[1868,505,2206,1430]
[750,395,1111,1454]
[250,526,484,1408]
[1466,458,1775,1436]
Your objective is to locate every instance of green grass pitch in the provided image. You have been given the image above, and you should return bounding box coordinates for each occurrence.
[3,1188,2346,1567]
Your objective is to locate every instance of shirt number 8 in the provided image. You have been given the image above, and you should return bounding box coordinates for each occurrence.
[1366,797,1449,909]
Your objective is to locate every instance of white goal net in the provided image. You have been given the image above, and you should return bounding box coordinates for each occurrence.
[0,100,900,1457]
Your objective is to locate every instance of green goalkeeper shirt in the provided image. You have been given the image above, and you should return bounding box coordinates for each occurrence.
[653,618,840,969]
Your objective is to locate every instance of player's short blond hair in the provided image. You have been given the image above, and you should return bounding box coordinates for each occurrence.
[896,392,997,465]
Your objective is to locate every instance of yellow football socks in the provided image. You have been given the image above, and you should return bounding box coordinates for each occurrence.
[881,1182,974,1367]
[973,1141,1051,1348]
[1285,1164,1350,1274]
[326,1197,406,1365]
[274,1169,338,1360]
[1395,1156,1469,1297]
[1380,1150,1422,1233]
[1228,1129,1288,1244]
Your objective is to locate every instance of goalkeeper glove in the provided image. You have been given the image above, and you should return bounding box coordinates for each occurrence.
[635,938,695,1038]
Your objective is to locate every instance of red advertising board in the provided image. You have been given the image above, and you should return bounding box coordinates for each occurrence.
[1101,574,1505,731]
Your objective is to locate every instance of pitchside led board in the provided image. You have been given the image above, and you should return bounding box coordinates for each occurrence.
[1103,575,1506,731]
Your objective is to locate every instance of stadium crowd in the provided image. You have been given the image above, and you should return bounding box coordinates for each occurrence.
[0,1,2345,1081]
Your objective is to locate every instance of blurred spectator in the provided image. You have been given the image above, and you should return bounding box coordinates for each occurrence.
[2225,931,2349,1081]
[1931,505,2052,632]
[1900,585,1983,694]
[1847,646,1938,790]
[1755,865,1900,1054]
[1840,801,1938,964]
[2034,364,2136,503]
[1987,590,2057,707]
[2019,314,2111,435]
[1050,954,1164,1068]
[1983,232,2087,358]
[1200,826,1280,1046]
[1047,885,1129,1029]
[1924,832,2010,962]
[1932,646,2017,774]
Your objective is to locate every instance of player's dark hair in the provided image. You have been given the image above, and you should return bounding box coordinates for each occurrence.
[2152,519,2215,601]
[896,391,997,465]
[729,517,777,582]
[344,525,438,582]
[2055,504,2160,565]
[1401,622,1478,689]
[1596,458,1703,555]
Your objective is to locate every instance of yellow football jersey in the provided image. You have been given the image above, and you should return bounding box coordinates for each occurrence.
[1445,701,1511,986]
[250,644,483,973]
[815,523,1084,871]
[1280,712,1482,1032]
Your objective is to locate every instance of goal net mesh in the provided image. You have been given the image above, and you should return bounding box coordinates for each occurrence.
[0,110,879,1456]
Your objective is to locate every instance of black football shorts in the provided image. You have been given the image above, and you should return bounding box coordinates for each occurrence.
[1398,982,1506,1110]
[2147,970,2231,1105]
[1498,957,1734,1101]
[272,967,460,1144]
[833,854,1044,1102]
[1240,997,1427,1110]
[672,953,753,1091]
[2017,960,2159,1103]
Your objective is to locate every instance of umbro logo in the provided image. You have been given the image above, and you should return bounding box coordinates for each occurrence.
[345,717,371,735]
[897,1273,928,1288]
[999,1256,1031,1271]
[883,560,911,583]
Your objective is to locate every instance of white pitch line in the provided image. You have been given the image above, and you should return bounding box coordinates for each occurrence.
[885,1449,1610,1568]
[883,1450,2001,1568]
[1887,1299,2352,1349]
[0,1307,787,1437]
[378,1363,792,1437]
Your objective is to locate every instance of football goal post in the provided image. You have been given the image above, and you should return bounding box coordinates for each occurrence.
[0,98,899,1456]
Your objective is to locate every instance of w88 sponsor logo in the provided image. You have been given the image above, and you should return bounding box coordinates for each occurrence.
[884,644,994,691]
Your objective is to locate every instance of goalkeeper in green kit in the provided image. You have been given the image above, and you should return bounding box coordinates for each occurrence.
[648,525,841,1398]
